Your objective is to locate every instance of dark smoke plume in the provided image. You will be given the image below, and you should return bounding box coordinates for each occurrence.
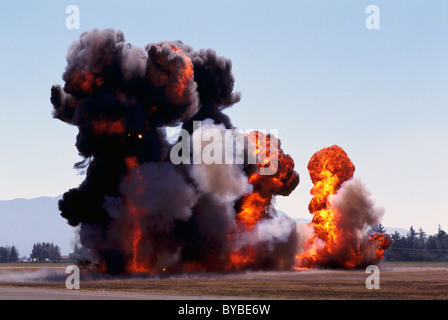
[51,29,299,274]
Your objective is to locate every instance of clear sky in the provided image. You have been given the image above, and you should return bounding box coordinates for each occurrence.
[0,0,447,235]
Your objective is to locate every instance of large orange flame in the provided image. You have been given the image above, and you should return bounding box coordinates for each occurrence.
[296,145,390,269]
[228,131,299,270]
[236,131,298,230]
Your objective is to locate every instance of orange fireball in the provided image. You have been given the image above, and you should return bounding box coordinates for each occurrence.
[229,131,299,269]
[296,145,389,269]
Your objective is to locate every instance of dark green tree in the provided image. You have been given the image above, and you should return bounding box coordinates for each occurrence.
[0,247,9,262]
[9,246,19,262]
[372,224,387,233]
[390,231,402,243]
[385,225,448,261]
[436,225,447,243]
[30,242,62,261]
[407,226,417,248]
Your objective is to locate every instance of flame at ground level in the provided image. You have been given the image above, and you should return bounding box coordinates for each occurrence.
[97,145,389,274]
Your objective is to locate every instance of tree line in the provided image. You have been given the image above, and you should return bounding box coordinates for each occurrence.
[383,225,448,261]
[0,246,19,263]
[1,226,448,263]
[0,242,62,262]
[29,242,62,261]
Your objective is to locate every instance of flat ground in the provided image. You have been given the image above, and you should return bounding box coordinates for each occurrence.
[0,262,446,300]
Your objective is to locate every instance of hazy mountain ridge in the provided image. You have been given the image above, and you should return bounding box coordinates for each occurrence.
[0,196,76,256]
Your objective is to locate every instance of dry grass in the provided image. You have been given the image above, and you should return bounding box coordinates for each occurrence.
[0,262,447,300]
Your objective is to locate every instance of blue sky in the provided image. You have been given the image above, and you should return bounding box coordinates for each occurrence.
[0,0,447,234]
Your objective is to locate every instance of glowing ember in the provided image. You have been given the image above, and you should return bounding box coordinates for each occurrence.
[91,119,125,135]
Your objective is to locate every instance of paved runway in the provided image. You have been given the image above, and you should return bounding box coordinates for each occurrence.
[0,286,257,300]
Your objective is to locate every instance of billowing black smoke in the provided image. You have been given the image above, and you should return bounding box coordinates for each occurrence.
[51,28,299,274]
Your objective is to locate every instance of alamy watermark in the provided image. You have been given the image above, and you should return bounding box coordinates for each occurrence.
[365,265,380,289]
[365,5,380,30]
[66,5,80,30]
[65,5,380,31]
[65,265,80,289]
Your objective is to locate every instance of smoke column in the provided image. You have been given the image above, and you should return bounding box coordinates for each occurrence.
[51,29,300,274]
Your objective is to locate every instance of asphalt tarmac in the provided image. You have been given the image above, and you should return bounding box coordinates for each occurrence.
[0,286,248,300]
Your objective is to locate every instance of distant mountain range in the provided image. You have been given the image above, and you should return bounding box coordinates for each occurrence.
[0,196,76,257]
[0,197,408,258]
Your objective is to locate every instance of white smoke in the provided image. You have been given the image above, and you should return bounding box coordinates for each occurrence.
[330,177,384,238]
[120,44,148,80]
[189,119,253,204]
[251,214,297,250]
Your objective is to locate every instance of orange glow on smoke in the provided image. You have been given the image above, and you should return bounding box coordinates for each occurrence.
[151,42,194,106]
[122,156,153,273]
[168,44,194,99]
[68,71,104,94]
[124,156,139,171]
[125,202,151,273]
[92,119,125,135]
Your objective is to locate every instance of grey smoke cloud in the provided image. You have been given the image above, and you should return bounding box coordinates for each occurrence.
[51,28,300,274]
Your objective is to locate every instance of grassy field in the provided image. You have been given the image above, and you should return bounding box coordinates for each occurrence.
[0,262,72,268]
[382,261,448,267]
[0,261,447,299]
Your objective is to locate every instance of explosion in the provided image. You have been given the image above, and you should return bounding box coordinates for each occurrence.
[296,145,390,269]
[51,29,300,274]
[51,29,389,275]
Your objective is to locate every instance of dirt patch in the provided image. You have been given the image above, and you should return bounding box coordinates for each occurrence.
[0,262,446,300]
